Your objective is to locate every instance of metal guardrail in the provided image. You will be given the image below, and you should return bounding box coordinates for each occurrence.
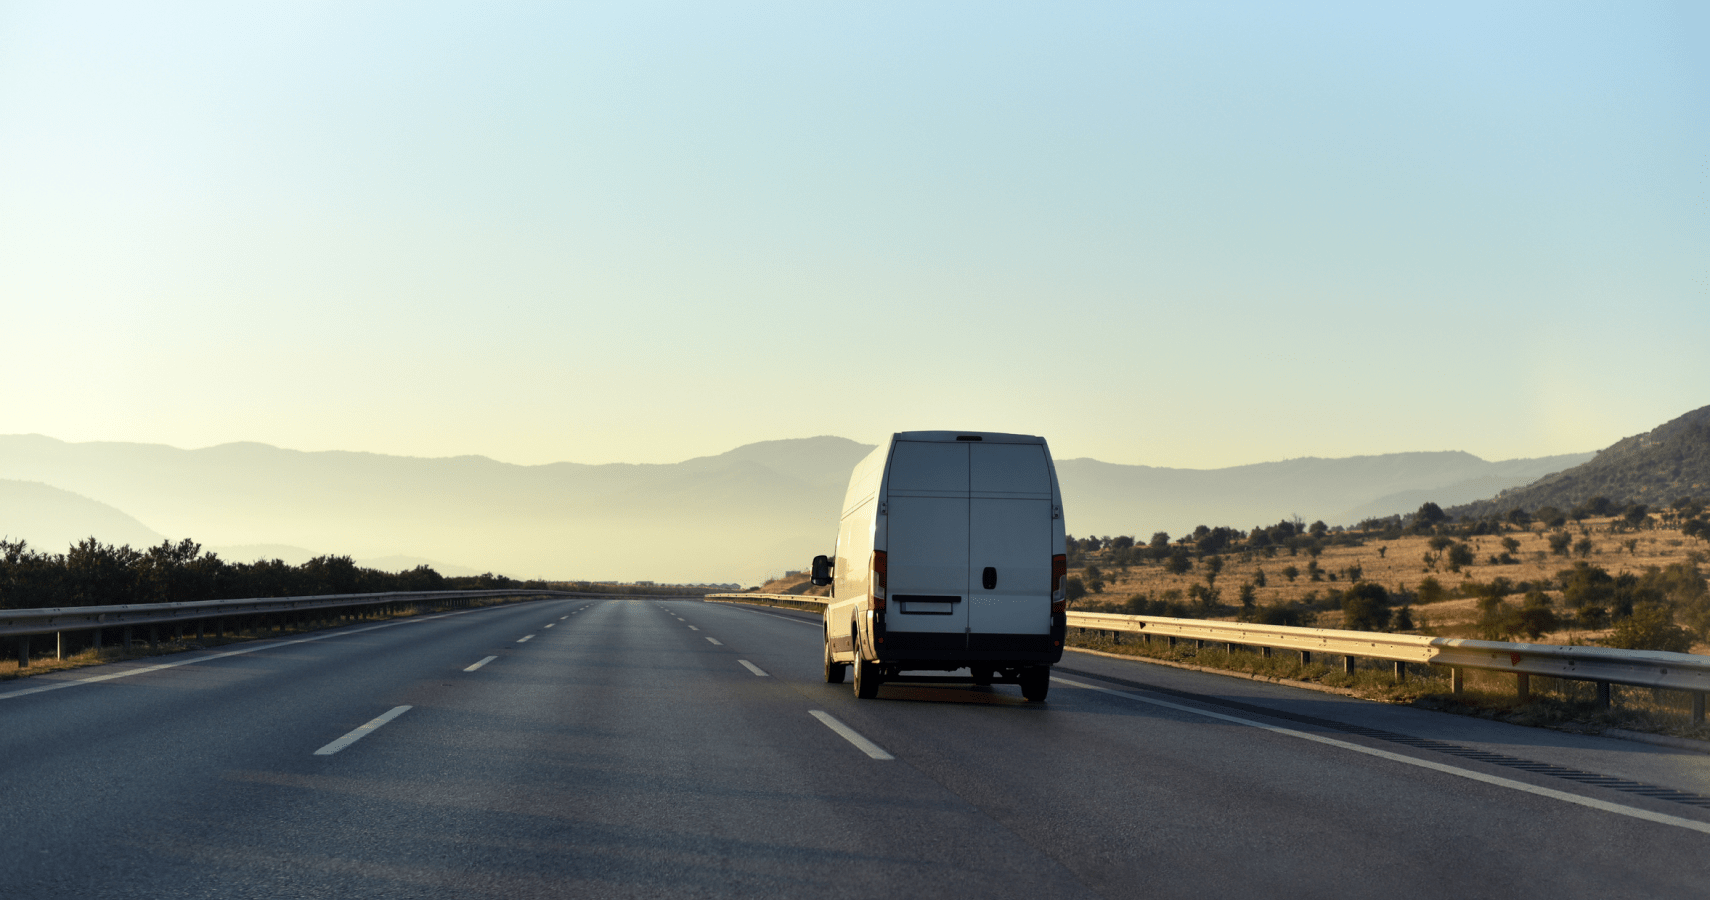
[1066,610,1710,718]
[704,592,830,613]
[1,590,569,641]
[702,593,1710,718]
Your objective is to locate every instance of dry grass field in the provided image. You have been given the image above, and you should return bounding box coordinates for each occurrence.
[1073,516,1710,653]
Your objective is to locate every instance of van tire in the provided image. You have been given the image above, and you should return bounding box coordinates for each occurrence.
[971,667,993,686]
[824,639,847,684]
[1020,666,1050,702]
[854,656,879,698]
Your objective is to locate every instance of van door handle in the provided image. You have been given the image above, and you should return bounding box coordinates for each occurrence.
[982,567,997,590]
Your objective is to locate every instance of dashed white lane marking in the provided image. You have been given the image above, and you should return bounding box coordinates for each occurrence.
[1051,676,1710,836]
[808,710,893,760]
[559,616,568,620]
[464,656,498,672]
[687,625,700,631]
[705,637,722,645]
[314,705,412,756]
[517,635,535,643]
[737,660,769,676]
[544,623,555,628]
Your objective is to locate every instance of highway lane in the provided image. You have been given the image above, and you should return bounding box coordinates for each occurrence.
[2,596,1707,898]
[688,601,1710,897]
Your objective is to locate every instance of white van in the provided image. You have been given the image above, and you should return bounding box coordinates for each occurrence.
[811,431,1068,700]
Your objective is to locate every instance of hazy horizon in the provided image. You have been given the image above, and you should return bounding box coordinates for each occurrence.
[0,428,1601,472]
[0,429,1602,583]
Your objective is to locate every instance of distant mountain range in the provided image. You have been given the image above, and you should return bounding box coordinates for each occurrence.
[1055,450,1593,538]
[1450,404,1710,519]
[0,434,874,584]
[0,432,1606,583]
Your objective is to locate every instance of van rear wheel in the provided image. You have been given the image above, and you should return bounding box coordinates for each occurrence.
[852,637,881,699]
[1020,666,1050,702]
[824,640,847,684]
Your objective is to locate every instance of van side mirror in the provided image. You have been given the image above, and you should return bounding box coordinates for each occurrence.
[810,554,833,586]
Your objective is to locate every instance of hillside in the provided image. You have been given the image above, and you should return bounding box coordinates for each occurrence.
[0,479,165,550]
[1450,405,1710,519]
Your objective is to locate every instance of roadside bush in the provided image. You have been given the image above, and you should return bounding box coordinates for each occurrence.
[1341,582,1391,631]
[1254,604,1306,627]
[1602,603,1693,653]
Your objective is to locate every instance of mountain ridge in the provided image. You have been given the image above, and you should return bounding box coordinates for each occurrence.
[0,433,1593,582]
[1449,404,1710,519]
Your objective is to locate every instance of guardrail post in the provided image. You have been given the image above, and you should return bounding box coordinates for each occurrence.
[1300,650,1311,665]
[16,637,29,669]
[93,628,102,650]
[1516,673,1530,702]
[1112,631,1122,645]
[123,627,133,650]
[149,627,159,649]
[196,620,204,640]
[1343,656,1355,675]
[1595,681,1611,710]
[1451,666,1464,695]
[1168,636,1177,649]
[56,631,63,661]
[1692,692,1705,724]
[1393,660,1405,682]
[1261,646,1272,659]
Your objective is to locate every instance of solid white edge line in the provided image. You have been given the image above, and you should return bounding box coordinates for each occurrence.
[517,634,535,643]
[1050,676,1710,835]
[0,601,514,701]
[705,637,722,645]
[737,659,769,676]
[464,655,498,672]
[314,705,412,756]
[809,710,894,760]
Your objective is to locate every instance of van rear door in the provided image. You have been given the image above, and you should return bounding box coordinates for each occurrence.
[885,441,971,638]
[967,443,1054,643]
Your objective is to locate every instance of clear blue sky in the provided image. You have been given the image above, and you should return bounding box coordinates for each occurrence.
[2,2,1704,468]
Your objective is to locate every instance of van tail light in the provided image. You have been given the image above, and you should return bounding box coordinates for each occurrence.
[1050,553,1067,614]
[870,550,887,610]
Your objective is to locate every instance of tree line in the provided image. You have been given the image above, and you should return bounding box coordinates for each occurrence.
[0,536,555,610]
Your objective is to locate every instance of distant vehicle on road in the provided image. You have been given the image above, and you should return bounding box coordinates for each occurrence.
[813,431,1067,700]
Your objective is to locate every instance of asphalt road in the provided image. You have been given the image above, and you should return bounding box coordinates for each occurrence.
[3,597,1707,898]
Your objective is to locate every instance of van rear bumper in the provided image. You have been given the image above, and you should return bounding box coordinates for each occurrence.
[880,630,1063,665]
